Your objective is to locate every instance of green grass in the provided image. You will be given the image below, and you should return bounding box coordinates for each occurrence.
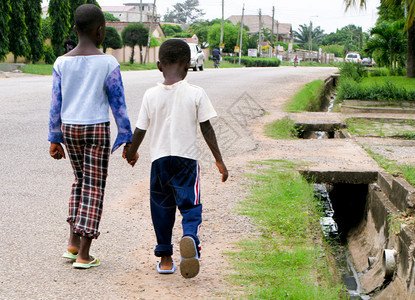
[365,148,415,186]
[265,117,298,139]
[22,63,53,75]
[346,118,415,139]
[204,59,244,68]
[227,160,345,299]
[120,62,158,71]
[285,80,325,112]
[280,61,342,68]
[360,76,415,91]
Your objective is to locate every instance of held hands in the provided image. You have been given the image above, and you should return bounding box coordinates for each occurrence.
[122,143,138,167]
[49,142,66,160]
[216,161,228,182]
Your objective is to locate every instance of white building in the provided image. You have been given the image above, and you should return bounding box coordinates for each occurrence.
[102,3,160,23]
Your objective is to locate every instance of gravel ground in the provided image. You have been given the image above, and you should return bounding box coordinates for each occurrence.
[1,66,396,299]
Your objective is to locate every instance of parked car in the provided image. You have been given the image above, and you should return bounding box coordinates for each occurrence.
[188,43,205,71]
[345,52,361,63]
[361,57,377,67]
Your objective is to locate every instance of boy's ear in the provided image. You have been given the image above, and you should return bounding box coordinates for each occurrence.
[157,61,163,72]
[73,25,79,36]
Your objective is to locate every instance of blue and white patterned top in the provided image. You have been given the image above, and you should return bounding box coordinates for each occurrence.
[48,55,132,153]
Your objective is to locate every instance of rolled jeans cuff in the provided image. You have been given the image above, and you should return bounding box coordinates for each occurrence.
[154,244,173,257]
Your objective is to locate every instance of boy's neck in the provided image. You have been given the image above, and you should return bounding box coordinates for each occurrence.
[65,36,103,56]
[161,63,187,85]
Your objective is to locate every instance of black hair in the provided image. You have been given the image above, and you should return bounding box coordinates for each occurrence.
[159,39,191,66]
[75,4,105,34]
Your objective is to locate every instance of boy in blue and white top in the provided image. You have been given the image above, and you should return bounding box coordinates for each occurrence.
[127,39,228,278]
[48,4,133,269]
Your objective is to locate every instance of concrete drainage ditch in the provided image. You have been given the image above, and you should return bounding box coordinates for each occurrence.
[302,170,415,299]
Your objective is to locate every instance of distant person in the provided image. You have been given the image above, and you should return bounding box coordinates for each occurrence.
[126,39,228,278]
[48,4,133,269]
[63,35,76,53]
[294,55,299,67]
[212,47,221,68]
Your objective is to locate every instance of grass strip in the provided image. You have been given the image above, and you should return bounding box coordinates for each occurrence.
[227,160,345,299]
[265,117,298,139]
[346,118,415,139]
[365,148,415,186]
[284,80,324,112]
[22,64,53,75]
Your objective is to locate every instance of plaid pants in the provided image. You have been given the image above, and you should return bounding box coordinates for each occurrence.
[62,122,110,239]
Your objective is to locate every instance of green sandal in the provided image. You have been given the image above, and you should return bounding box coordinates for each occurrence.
[73,255,100,269]
[62,251,78,260]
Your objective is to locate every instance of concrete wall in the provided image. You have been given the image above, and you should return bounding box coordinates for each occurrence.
[108,46,160,64]
[347,172,415,299]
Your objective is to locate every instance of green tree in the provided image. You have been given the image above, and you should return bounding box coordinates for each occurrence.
[24,0,43,63]
[161,24,185,37]
[104,12,120,22]
[102,27,122,53]
[366,20,406,68]
[41,17,52,41]
[121,23,149,64]
[163,0,205,24]
[188,19,221,47]
[0,0,11,62]
[8,0,29,63]
[48,0,71,57]
[321,24,365,53]
[321,44,346,57]
[207,22,248,53]
[294,23,325,50]
[344,0,415,77]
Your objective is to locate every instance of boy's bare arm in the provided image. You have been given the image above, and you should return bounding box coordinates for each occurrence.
[126,128,146,167]
[200,120,228,182]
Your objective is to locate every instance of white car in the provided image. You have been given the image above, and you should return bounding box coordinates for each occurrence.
[345,52,361,63]
[188,43,205,71]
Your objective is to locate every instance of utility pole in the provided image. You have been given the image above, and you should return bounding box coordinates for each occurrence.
[238,4,244,65]
[144,0,156,64]
[271,6,275,56]
[258,8,262,57]
[220,0,224,52]
[309,20,312,61]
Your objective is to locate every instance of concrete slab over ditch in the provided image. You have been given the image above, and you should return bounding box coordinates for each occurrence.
[300,170,378,184]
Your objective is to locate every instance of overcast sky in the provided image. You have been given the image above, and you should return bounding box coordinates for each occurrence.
[42,0,381,34]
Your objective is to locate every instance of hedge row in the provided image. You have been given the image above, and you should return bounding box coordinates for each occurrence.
[222,56,281,67]
[337,78,415,101]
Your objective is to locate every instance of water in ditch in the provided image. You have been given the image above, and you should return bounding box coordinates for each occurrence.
[314,93,337,139]
[314,184,370,300]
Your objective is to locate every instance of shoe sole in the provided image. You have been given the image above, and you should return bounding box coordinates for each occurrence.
[180,237,199,278]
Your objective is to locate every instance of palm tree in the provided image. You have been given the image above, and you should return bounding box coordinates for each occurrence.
[366,20,406,68]
[293,23,325,50]
[344,0,415,77]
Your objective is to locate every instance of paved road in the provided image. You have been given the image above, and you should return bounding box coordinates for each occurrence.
[0,66,337,298]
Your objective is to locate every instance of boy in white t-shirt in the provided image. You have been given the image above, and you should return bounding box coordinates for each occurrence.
[127,39,228,278]
[48,5,133,269]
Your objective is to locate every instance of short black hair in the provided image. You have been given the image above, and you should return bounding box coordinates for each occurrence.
[75,4,105,34]
[159,39,191,66]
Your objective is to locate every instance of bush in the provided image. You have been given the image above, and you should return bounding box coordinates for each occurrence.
[43,44,56,64]
[337,78,415,101]
[340,62,367,83]
[389,67,406,76]
[223,56,281,67]
[369,68,389,77]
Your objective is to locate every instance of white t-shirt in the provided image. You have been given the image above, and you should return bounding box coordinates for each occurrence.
[136,80,217,162]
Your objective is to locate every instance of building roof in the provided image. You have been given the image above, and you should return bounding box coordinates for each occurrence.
[227,15,291,35]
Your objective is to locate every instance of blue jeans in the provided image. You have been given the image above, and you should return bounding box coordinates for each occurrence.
[150,156,202,257]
